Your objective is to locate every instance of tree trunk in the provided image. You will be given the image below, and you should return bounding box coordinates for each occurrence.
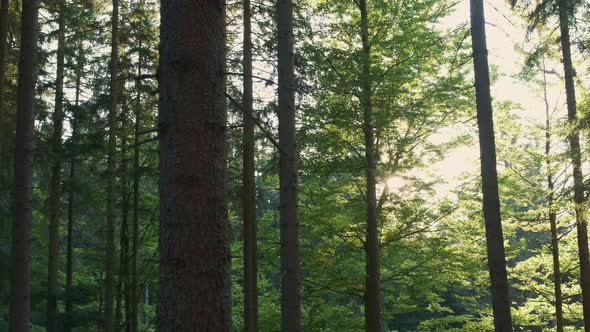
[10,0,39,331]
[131,35,142,332]
[65,51,82,332]
[116,111,130,331]
[46,1,66,330]
[469,0,513,330]
[105,0,120,330]
[143,283,149,325]
[158,0,231,330]
[557,1,590,329]
[122,101,132,332]
[0,0,9,187]
[242,0,258,331]
[358,1,381,331]
[542,57,564,332]
[277,0,301,331]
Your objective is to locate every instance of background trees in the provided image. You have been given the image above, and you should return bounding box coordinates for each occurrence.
[3,0,590,330]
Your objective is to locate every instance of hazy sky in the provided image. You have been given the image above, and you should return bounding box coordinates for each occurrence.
[388,0,568,199]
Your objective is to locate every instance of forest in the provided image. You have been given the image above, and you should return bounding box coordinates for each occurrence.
[3,0,590,331]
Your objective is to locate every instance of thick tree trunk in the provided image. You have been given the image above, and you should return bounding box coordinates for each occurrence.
[10,0,39,331]
[65,57,82,332]
[46,2,66,330]
[105,0,120,330]
[557,1,590,329]
[0,0,9,186]
[242,0,258,331]
[277,0,301,331]
[158,0,231,330]
[469,1,513,330]
[358,1,381,331]
[542,59,564,332]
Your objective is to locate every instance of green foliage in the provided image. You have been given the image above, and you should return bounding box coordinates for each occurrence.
[2,0,590,330]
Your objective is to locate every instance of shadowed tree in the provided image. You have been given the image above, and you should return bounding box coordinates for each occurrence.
[10,0,39,331]
[157,0,231,330]
[46,1,66,330]
[242,0,258,330]
[104,0,120,330]
[277,0,302,330]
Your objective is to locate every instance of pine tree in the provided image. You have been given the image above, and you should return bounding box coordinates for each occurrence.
[469,0,513,330]
[10,0,39,331]
[46,1,66,329]
[277,0,302,330]
[158,0,231,329]
[105,0,120,330]
[242,0,258,330]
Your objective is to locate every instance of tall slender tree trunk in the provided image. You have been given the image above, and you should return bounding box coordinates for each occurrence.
[65,53,82,332]
[10,0,39,331]
[105,0,120,330]
[115,264,124,331]
[122,101,132,332]
[242,0,258,330]
[0,0,9,187]
[46,1,66,330]
[277,0,301,331]
[469,1,512,330]
[358,1,381,331]
[541,58,564,332]
[116,102,131,332]
[131,35,142,332]
[158,0,231,330]
[557,1,590,329]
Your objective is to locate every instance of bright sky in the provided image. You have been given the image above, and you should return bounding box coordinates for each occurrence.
[389,0,568,200]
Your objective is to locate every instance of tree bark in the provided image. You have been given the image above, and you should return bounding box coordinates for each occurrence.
[158,0,231,330]
[10,0,39,331]
[542,57,564,332]
[242,0,258,331]
[358,1,381,330]
[65,50,82,332]
[116,101,130,332]
[469,0,513,330]
[122,101,132,332]
[46,1,66,330]
[105,0,120,330]
[131,31,142,332]
[277,0,301,331]
[557,1,590,329]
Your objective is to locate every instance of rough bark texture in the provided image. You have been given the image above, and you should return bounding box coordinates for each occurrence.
[46,2,66,330]
[542,60,563,332]
[105,0,120,330]
[10,0,39,331]
[469,0,513,330]
[277,0,302,330]
[358,1,381,331]
[557,1,590,329]
[65,58,81,332]
[242,0,258,330]
[158,0,231,330]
